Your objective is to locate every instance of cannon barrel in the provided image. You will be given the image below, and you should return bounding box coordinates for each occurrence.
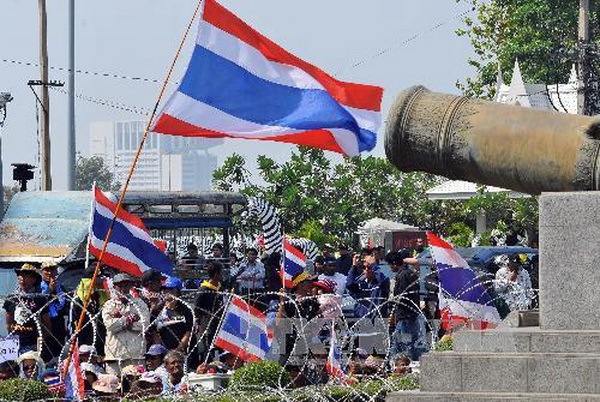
[385,86,600,195]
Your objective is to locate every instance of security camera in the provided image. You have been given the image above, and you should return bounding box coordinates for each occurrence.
[0,92,13,107]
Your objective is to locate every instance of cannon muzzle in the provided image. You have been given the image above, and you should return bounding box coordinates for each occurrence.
[385,86,600,195]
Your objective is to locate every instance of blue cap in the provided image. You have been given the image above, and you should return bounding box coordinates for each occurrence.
[145,344,168,357]
[162,276,182,290]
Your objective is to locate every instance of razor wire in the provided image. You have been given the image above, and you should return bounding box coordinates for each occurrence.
[0,262,538,401]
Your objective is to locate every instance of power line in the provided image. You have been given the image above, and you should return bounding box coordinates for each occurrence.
[49,86,151,116]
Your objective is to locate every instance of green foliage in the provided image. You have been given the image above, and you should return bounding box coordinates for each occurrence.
[447,222,475,247]
[75,153,120,192]
[213,147,443,246]
[229,361,290,390]
[435,336,454,352]
[455,0,600,98]
[0,378,53,401]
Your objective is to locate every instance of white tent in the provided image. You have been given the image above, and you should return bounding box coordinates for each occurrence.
[357,218,420,248]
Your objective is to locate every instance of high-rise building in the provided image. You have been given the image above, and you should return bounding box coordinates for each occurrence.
[90,121,222,191]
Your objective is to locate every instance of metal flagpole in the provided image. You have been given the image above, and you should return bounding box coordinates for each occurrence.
[62,0,206,377]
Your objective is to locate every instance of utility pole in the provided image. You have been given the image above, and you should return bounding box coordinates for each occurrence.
[38,0,51,190]
[67,0,76,190]
[578,0,591,115]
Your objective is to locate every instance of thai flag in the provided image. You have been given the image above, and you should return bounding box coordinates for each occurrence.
[89,185,174,277]
[63,343,85,402]
[152,0,383,156]
[326,328,346,381]
[282,239,310,289]
[214,297,272,362]
[427,233,501,330]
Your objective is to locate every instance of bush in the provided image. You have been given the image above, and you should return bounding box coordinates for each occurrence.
[229,361,290,390]
[434,335,454,352]
[0,378,53,401]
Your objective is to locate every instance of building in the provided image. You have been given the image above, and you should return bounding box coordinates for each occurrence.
[90,121,222,191]
[494,59,579,113]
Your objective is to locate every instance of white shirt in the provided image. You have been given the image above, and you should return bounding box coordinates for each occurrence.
[318,272,347,295]
[494,267,534,311]
[232,261,265,290]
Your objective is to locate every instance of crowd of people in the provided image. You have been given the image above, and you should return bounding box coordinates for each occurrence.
[0,240,537,398]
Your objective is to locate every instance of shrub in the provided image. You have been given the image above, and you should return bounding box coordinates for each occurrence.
[229,361,290,390]
[0,378,53,401]
[434,335,454,352]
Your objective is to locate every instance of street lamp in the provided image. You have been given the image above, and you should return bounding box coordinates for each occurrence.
[0,92,14,215]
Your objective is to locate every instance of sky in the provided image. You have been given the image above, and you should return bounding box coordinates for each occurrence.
[0,0,476,190]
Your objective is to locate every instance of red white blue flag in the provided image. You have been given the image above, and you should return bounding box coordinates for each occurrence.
[214,297,272,362]
[427,232,501,330]
[152,0,383,156]
[282,238,310,288]
[63,342,85,402]
[89,185,174,277]
[326,327,346,381]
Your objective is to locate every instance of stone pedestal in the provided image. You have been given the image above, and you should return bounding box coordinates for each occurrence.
[388,192,600,401]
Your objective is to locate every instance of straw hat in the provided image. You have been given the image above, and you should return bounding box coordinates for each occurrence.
[14,263,41,280]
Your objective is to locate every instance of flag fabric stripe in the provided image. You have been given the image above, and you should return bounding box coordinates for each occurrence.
[214,297,271,362]
[64,342,85,402]
[152,0,382,156]
[202,0,383,112]
[89,186,174,277]
[195,21,382,133]
[427,232,501,329]
[282,239,310,289]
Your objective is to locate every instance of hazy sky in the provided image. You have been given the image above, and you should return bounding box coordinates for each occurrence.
[0,0,476,190]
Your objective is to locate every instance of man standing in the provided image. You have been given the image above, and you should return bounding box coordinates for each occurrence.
[347,252,390,319]
[3,264,50,355]
[194,261,224,362]
[388,251,423,361]
[102,273,150,376]
[318,257,347,296]
[39,262,67,363]
[336,245,353,276]
[150,277,193,352]
[230,248,265,294]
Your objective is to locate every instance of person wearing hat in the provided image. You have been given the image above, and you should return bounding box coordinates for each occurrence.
[92,374,120,398]
[18,350,44,380]
[80,362,100,396]
[101,273,150,376]
[318,256,347,296]
[140,269,164,311]
[39,261,67,363]
[79,344,104,374]
[144,344,168,375]
[128,371,163,398]
[149,276,193,352]
[3,264,51,355]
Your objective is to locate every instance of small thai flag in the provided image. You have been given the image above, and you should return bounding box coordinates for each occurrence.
[282,239,310,289]
[89,185,174,277]
[63,342,85,402]
[152,0,383,156]
[326,328,346,381]
[214,297,272,362]
[427,232,502,330]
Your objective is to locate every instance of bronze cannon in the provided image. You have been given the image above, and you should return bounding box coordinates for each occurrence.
[385,85,600,195]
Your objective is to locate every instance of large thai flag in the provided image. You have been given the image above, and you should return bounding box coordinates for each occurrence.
[214,297,271,362]
[326,328,346,381]
[63,343,85,402]
[89,186,174,277]
[152,0,383,156]
[427,233,501,330]
[282,239,310,289]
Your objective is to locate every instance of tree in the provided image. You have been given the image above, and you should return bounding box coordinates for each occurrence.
[212,147,444,246]
[455,1,600,99]
[75,154,120,191]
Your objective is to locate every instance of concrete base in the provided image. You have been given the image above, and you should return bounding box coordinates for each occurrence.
[386,192,600,401]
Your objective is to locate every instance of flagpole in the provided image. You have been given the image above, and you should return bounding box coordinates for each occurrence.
[62,0,205,378]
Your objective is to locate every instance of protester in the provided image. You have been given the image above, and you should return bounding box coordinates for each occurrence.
[39,262,67,363]
[160,351,188,395]
[102,273,150,376]
[347,252,390,319]
[231,248,265,294]
[181,243,204,270]
[313,256,325,275]
[194,261,224,363]
[4,264,50,354]
[81,362,100,396]
[18,350,43,380]
[318,256,347,296]
[210,243,224,259]
[150,276,193,352]
[388,251,423,361]
[79,344,104,373]
[494,254,534,311]
[92,374,120,399]
[336,245,353,276]
[129,371,163,398]
[409,238,427,258]
[140,269,164,311]
[144,344,168,375]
